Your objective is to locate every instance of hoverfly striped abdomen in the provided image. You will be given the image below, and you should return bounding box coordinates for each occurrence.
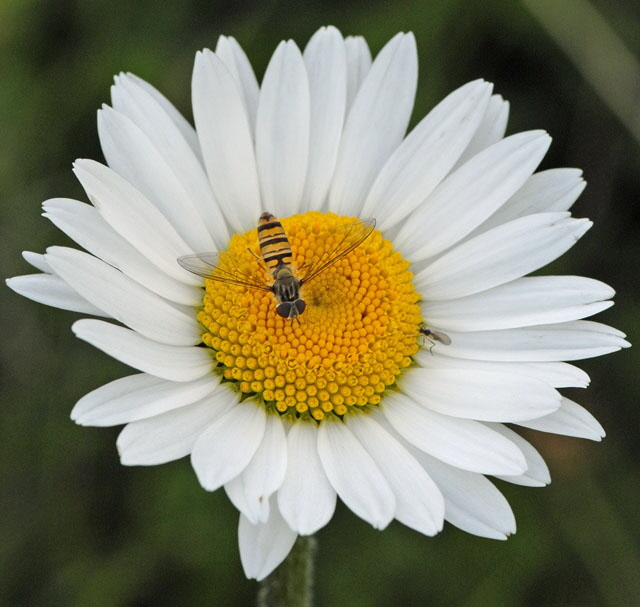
[257,213,295,276]
[257,212,304,318]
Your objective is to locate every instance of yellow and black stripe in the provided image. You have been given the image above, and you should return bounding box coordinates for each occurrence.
[257,212,294,273]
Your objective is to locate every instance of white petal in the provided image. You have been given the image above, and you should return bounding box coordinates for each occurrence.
[224,480,252,525]
[396,131,552,261]
[6,273,106,316]
[72,319,213,381]
[73,160,201,286]
[488,423,551,486]
[225,413,287,524]
[413,449,516,539]
[382,391,527,475]
[71,373,219,426]
[454,94,509,166]
[347,413,444,535]
[414,213,591,299]
[214,36,260,134]
[192,50,262,233]
[255,40,310,218]
[329,33,417,216]
[98,106,217,252]
[362,80,493,230]
[116,388,236,465]
[431,320,629,362]
[317,418,395,529]
[42,197,202,306]
[344,36,372,110]
[111,74,229,247]
[517,397,605,440]
[401,366,561,421]
[46,246,200,346]
[422,275,615,331]
[22,251,52,272]
[474,168,586,234]
[530,169,586,212]
[121,72,202,162]
[238,501,297,581]
[277,421,337,535]
[513,362,590,388]
[415,354,591,389]
[191,402,266,491]
[300,26,347,211]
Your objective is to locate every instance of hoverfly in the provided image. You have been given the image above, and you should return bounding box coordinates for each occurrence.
[178,212,376,320]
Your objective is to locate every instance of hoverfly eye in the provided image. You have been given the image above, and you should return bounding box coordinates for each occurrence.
[276,302,292,318]
[294,299,306,315]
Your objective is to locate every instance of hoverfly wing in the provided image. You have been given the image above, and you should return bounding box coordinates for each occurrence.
[178,251,272,291]
[178,252,221,278]
[301,218,376,285]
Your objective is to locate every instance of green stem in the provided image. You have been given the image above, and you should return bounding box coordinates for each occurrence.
[257,535,317,607]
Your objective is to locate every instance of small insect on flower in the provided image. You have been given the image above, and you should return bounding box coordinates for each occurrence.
[419,325,452,351]
[178,212,376,319]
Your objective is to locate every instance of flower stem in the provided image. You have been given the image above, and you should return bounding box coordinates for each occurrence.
[257,535,317,607]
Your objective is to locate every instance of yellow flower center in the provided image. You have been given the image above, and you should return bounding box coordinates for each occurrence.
[199,211,422,421]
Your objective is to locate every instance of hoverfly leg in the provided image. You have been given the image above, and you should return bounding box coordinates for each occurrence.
[247,246,268,269]
[247,247,260,260]
[235,307,249,321]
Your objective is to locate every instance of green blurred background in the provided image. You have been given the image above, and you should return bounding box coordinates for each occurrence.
[2,0,639,605]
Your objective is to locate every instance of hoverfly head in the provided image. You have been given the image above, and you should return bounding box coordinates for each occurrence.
[276,299,306,319]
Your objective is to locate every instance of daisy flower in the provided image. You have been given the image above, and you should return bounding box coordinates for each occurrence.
[6,26,629,581]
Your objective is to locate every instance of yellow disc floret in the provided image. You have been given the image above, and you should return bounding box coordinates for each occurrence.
[199,212,422,421]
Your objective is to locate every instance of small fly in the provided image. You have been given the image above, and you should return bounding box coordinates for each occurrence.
[419,325,452,352]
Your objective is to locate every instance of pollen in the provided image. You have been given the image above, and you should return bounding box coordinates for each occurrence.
[199,212,422,422]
